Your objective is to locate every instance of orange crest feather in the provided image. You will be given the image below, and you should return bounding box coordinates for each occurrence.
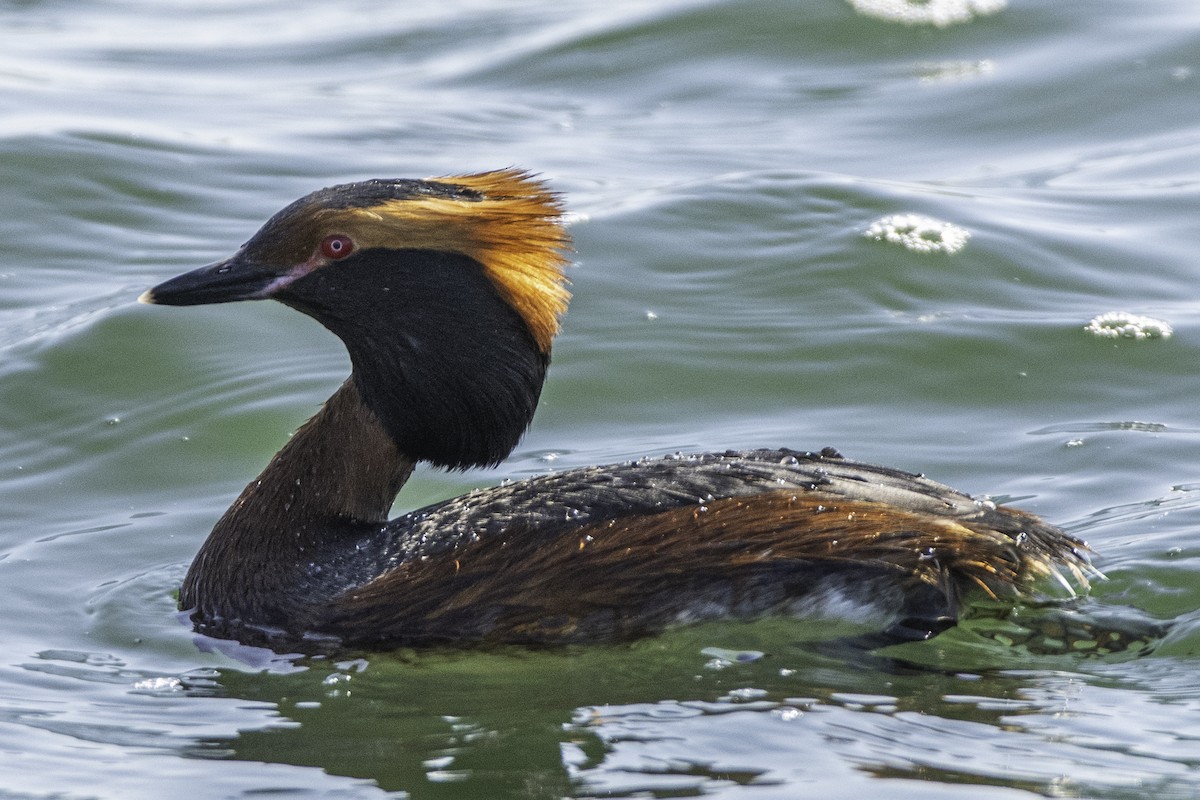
[332,169,571,352]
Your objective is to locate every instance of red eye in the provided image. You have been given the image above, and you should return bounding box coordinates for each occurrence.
[320,234,354,260]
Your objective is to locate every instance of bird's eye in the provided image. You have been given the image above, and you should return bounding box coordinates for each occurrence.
[320,234,355,260]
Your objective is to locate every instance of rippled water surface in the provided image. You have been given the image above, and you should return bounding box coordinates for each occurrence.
[4,1,1200,797]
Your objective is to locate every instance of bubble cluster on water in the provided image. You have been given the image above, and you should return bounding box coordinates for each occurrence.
[863,213,970,254]
[700,647,765,665]
[131,676,184,693]
[848,0,1007,27]
[1084,312,1173,340]
[917,59,997,83]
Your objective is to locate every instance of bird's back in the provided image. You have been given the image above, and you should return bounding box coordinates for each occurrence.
[325,448,1089,647]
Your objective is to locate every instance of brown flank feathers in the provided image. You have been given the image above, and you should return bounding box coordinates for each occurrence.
[337,490,1090,644]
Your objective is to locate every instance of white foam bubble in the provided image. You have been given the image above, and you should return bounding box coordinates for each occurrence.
[848,0,1007,27]
[1084,312,1173,340]
[863,213,971,254]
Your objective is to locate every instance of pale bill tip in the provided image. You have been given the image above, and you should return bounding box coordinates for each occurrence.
[137,289,157,305]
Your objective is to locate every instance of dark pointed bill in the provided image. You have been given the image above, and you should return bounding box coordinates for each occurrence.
[139,254,280,306]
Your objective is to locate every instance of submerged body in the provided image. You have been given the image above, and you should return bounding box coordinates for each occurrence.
[190,445,1084,650]
[142,170,1092,652]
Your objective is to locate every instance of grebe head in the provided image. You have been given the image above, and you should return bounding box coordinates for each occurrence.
[141,169,571,469]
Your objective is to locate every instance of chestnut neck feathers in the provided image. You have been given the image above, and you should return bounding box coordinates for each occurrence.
[181,380,415,629]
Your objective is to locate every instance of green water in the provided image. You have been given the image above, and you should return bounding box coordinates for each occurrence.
[3,1,1200,797]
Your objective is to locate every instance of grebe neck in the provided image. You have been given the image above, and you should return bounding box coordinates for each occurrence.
[179,379,414,625]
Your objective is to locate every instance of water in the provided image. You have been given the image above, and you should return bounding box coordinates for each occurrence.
[3,0,1200,796]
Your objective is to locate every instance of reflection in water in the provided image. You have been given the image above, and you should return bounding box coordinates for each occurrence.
[181,611,1183,798]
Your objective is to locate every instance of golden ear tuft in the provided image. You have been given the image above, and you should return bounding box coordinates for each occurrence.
[340,169,571,353]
